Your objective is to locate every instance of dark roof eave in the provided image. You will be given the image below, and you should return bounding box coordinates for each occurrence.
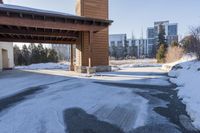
[0,4,113,25]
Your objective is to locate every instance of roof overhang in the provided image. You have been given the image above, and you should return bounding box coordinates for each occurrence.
[0,4,113,44]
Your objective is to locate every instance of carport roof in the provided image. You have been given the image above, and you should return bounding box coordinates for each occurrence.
[0,4,113,44]
[0,4,113,25]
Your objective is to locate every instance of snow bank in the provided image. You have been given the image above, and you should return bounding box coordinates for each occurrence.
[110,59,161,71]
[168,56,200,129]
[162,54,196,71]
[119,63,161,69]
[15,62,69,70]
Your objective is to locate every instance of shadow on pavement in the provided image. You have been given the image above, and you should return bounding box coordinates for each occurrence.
[0,78,72,112]
[63,108,124,133]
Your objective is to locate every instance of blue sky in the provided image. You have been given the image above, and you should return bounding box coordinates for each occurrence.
[4,0,200,39]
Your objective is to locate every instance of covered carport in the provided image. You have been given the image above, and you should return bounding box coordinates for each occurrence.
[0,2,112,72]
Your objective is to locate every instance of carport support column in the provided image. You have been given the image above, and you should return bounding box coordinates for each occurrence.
[88,31,93,68]
[87,31,96,74]
[70,44,74,71]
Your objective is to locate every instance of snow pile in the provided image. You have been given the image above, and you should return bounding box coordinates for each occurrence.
[15,62,69,70]
[162,54,196,71]
[168,59,200,129]
[119,63,161,69]
[110,59,161,71]
[111,66,121,71]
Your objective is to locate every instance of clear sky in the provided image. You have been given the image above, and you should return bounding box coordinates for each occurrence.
[3,0,200,39]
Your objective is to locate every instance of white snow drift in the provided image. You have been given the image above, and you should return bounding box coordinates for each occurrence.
[167,55,200,129]
[15,62,69,70]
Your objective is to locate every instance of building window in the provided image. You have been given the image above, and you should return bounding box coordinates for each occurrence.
[168,25,177,36]
[117,41,122,45]
[111,41,115,45]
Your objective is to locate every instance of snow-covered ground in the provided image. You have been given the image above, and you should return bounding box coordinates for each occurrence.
[0,64,182,133]
[110,59,158,66]
[1,59,197,132]
[110,59,161,71]
[15,62,69,70]
[166,55,200,129]
[0,69,150,133]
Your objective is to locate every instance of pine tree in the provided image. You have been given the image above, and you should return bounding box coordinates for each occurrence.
[157,24,167,49]
[44,48,49,63]
[111,44,117,59]
[155,24,168,62]
[123,40,129,59]
[13,45,23,66]
[156,44,166,63]
[116,45,124,60]
[37,43,47,62]
[129,44,137,58]
[31,44,40,63]
[21,44,30,65]
[48,49,58,62]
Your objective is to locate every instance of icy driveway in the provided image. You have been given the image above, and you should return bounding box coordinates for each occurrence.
[0,68,198,133]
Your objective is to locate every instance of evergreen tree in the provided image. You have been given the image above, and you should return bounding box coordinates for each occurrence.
[157,24,167,49]
[123,40,129,58]
[28,43,35,53]
[48,49,58,62]
[116,45,124,60]
[155,24,168,62]
[156,44,166,63]
[37,43,47,62]
[21,44,30,65]
[44,48,49,63]
[129,44,137,58]
[14,43,60,66]
[111,44,117,59]
[32,44,40,63]
[13,45,23,66]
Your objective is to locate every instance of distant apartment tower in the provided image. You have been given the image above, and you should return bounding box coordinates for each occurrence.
[109,34,127,58]
[109,34,127,47]
[147,21,178,57]
[127,38,148,58]
[109,34,148,58]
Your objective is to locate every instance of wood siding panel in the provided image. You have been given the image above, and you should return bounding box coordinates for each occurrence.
[76,0,109,67]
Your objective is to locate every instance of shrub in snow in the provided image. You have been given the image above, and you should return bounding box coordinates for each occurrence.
[166,46,184,63]
[156,44,167,63]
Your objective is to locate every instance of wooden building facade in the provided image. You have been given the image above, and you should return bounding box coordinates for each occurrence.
[0,0,112,73]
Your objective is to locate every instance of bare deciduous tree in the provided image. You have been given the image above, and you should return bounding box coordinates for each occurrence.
[190,27,200,60]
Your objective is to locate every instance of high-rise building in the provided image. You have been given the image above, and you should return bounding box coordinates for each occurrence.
[127,38,148,58]
[147,21,178,57]
[109,34,148,58]
[109,34,127,47]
